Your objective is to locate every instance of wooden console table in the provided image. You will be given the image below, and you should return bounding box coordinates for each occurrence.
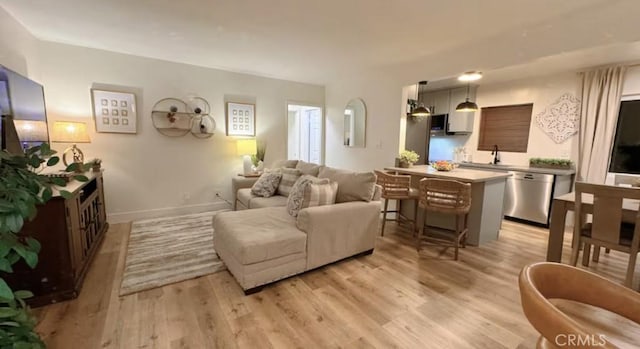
[4,171,108,307]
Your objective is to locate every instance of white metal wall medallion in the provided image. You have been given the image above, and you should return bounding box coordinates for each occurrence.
[535,93,581,144]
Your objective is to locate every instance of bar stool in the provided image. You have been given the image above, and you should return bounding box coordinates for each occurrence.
[374,170,420,236]
[416,178,471,260]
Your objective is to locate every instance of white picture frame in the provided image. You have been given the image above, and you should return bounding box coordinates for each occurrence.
[226,102,255,136]
[91,89,137,133]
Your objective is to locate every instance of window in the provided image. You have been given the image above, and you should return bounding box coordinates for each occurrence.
[477,104,533,152]
[609,98,640,174]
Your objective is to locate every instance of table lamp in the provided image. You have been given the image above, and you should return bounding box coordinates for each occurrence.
[51,121,91,166]
[236,138,257,175]
[13,120,49,150]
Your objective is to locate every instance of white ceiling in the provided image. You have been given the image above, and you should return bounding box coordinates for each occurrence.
[2,0,640,85]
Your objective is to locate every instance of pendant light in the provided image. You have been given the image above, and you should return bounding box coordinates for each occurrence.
[456,83,478,112]
[411,81,431,117]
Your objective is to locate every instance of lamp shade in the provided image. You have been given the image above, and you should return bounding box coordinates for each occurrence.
[51,121,90,143]
[236,138,257,155]
[455,99,479,112]
[13,120,49,142]
[412,104,431,117]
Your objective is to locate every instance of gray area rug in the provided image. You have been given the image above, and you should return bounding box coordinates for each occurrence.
[120,211,227,296]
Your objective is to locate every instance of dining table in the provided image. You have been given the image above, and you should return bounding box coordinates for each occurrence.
[547,191,640,262]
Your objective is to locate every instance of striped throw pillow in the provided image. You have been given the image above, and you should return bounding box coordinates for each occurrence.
[287,175,326,216]
[302,181,338,209]
[277,168,302,197]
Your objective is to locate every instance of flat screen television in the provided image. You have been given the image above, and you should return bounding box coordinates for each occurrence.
[609,99,640,175]
[0,65,49,152]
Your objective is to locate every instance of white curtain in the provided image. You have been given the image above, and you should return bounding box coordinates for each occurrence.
[578,65,627,183]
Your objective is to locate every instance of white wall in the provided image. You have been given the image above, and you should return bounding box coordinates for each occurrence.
[35,41,324,223]
[0,6,38,77]
[622,66,640,96]
[325,74,404,171]
[459,73,581,166]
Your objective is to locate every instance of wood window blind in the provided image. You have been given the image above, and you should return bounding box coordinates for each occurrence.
[477,103,533,152]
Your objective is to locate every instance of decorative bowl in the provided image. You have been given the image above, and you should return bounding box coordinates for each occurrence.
[431,161,455,172]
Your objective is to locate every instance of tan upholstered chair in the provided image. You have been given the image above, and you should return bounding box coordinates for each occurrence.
[416,178,471,260]
[375,170,420,236]
[570,182,640,288]
[519,262,640,349]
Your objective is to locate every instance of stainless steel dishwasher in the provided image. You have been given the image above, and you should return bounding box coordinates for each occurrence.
[503,171,555,225]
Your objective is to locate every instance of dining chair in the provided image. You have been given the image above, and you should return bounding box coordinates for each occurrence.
[416,178,471,260]
[519,262,640,349]
[569,182,640,288]
[374,170,420,236]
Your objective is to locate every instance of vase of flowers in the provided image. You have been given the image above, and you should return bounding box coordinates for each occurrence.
[398,150,419,168]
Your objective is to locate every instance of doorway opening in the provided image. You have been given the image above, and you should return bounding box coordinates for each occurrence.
[287,104,323,164]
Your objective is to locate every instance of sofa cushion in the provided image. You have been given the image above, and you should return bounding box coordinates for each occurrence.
[295,160,322,176]
[238,188,289,209]
[213,207,306,265]
[251,171,282,197]
[277,168,302,197]
[272,159,299,168]
[249,195,289,209]
[286,175,330,216]
[318,166,376,203]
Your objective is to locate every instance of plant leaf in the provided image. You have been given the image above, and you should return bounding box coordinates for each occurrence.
[46,157,59,167]
[25,238,41,254]
[50,177,66,186]
[13,290,34,300]
[65,163,79,172]
[5,214,24,233]
[0,258,12,273]
[18,250,37,269]
[0,279,14,301]
[0,308,19,318]
[73,175,89,182]
[59,190,73,199]
[41,187,52,202]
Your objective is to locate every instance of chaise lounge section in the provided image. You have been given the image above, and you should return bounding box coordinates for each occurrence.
[215,161,381,293]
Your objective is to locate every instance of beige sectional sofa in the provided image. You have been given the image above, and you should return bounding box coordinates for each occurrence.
[214,160,381,294]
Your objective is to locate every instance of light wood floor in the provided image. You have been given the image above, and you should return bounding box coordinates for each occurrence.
[34,220,640,349]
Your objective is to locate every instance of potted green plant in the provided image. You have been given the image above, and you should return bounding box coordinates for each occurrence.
[529,157,573,170]
[0,144,88,348]
[251,142,266,172]
[398,150,420,168]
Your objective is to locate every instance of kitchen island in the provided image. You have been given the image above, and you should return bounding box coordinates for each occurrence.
[384,165,511,246]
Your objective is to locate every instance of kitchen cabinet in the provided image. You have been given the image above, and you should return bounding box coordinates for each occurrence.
[420,89,450,116]
[432,90,451,116]
[447,86,476,134]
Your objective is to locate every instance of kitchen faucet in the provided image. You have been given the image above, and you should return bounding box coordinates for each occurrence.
[491,144,500,165]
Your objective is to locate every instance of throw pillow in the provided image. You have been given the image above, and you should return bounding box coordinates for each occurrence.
[295,160,323,176]
[250,171,282,197]
[277,168,303,197]
[302,181,338,210]
[286,175,331,216]
[318,166,376,203]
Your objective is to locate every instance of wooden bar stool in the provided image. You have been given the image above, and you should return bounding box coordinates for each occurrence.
[374,170,420,236]
[416,178,471,260]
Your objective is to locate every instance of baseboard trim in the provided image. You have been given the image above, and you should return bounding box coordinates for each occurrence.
[107,202,231,224]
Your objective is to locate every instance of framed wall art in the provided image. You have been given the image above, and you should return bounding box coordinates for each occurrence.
[226,102,255,136]
[91,89,137,133]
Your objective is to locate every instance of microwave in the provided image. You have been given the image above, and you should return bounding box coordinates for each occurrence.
[430,114,448,135]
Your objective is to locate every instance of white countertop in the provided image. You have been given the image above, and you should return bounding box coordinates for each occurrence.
[459,162,576,176]
[384,165,511,183]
